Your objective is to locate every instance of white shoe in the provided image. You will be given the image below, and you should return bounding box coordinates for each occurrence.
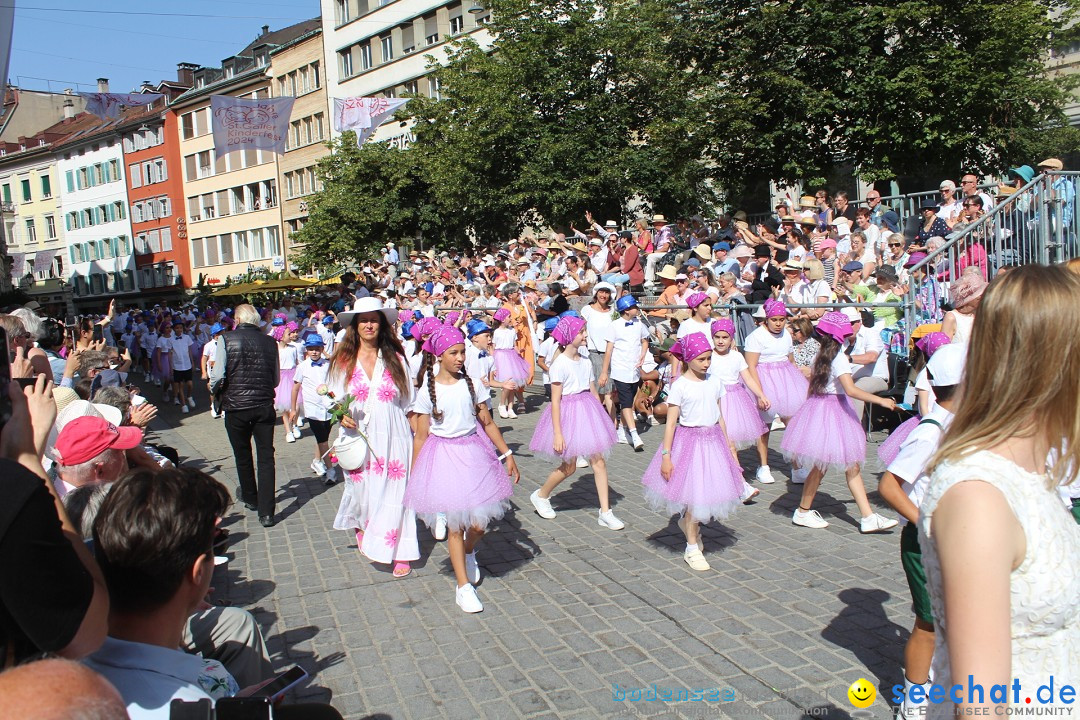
[209,408,219,419]
[292,427,302,440]
[296,417,306,428]
[771,417,786,430]
[647,414,659,426]
[173,398,181,406]
[529,489,557,519]
[630,431,644,452]
[860,513,899,534]
[792,508,829,529]
[755,466,776,484]
[455,583,483,613]
[598,510,625,530]
[741,483,760,503]
[285,432,296,443]
[434,513,447,540]
[897,680,932,720]
[498,405,508,419]
[576,456,589,468]
[791,466,810,484]
[465,551,480,584]
[506,405,517,419]
[310,459,327,476]
[684,547,710,571]
[180,404,189,414]
[616,426,630,444]
[187,397,196,409]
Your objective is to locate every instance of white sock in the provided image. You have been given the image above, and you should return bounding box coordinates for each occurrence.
[685,543,699,553]
[630,430,641,440]
[759,464,770,471]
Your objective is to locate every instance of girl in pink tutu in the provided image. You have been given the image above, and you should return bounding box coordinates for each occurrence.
[877,331,950,467]
[491,308,530,418]
[743,299,809,485]
[408,316,444,383]
[643,332,747,571]
[781,311,899,533]
[406,325,520,613]
[706,318,771,452]
[272,318,301,443]
[528,315,624,530]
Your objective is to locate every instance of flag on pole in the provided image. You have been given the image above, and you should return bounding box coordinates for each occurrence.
[0,0,13,121]
[78,92,165,120]
[333,97,409,147]
[211,95,295,155]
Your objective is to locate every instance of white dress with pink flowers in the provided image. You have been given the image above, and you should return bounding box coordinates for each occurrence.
[331,352,419,564]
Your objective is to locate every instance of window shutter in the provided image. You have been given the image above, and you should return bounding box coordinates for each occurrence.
[66,171,74,192]
[161,226,172,251]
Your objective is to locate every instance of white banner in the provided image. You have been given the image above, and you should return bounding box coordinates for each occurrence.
[78,92,165,120]
[211,95,295,155]
[0,0,13,121]
[9,252,24,279]
[32,250,57,275]
[333,97,409,147]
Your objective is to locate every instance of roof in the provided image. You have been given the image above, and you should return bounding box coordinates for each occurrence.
[238,18,321,57]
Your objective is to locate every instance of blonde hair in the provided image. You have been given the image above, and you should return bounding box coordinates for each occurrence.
[1065,258,1080,277]
[803,257,825,281]
[928,265,1080,489]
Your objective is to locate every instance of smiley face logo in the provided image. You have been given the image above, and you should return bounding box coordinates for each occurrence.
[848,678,876,708]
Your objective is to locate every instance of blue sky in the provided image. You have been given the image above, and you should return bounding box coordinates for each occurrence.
[7,0,320,94]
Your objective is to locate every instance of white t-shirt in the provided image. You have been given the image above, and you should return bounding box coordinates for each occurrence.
[155,334,171,361]
[913,367,938,413]
[168,335,194,372]
[492,327,517,350]
[141,331,158,352]
[886,406,953,527]
[821,351,853,395]
[850,326,889,381]
[412,376,479,438]
[605,318,650,384]
[744,327,793,364]
[278,344,299,371]
[806,279,832,302]
[539,336,557,385]
[666,374,724,427]
[706,349,748,386]
[201,337,218,370]
[548,352,593,396]
[676,317,712,340]
[465,344,495,407]
[581,304,615,353]
[293,358,332,421]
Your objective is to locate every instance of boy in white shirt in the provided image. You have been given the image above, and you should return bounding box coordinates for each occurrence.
[168,323,195,413]
[201,323,224,418]
[600,295,650,451]
[291,335,336,483]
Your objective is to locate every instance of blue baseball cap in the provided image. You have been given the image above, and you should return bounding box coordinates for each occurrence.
[321,314,335,325]
[303,334,325,348]
[616,295,638,313]
[210,323,223,335]
[400,320,415,340]
[270,316,285,326]
[687,257,701,267]
[558,310,581,319]
[467,320,492,339]
[543,317,560,333]
[712,242,732,252]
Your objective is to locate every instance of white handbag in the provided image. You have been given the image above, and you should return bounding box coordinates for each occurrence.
[331,357,380,471]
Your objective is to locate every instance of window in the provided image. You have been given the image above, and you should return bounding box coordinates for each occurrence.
[133,203,143,223]
[450,15,464,35]
[312,61,320,89]
[182,112,195,139]
[424,13,439,45]
[381,35,393,62]
[277,77,287,98]
[428,76,442,100]
[290,120,301,148]
[159,197,171,217]
[220,233,233,264]
[24,219,36,243]
[340,48,354,78]
[64,172,73,193]
[335,0,350,24]
[298,67,309,94]
[360,44,372,71]
[45,215,56,240]
[110,160,120,181]
[20,179,30,202]
[1,184,9,203]
[404,80,418,95]
[93,165,104,185]
[40,175,51,198]
[314,112,325,140]
[303,117,313,144]
[197,150,211,178]
[192,237,205,267]
[161,227,172,251]
[402,25,415,54]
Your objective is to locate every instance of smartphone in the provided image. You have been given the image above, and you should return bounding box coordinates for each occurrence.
[169,699,213,720]
[250,665,309,702]
[0,328,10,426]
[92,325,104,343]
[213,697,272,720]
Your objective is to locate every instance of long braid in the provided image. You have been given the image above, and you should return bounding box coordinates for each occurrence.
[415,351,434,389]
[427,362,443,422]
[461,371,479,417]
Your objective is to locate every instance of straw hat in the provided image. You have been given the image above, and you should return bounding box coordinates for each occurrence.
[693,244,712,261]
[656,265,679,281]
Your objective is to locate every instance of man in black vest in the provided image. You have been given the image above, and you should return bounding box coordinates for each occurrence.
[209,304,280,527]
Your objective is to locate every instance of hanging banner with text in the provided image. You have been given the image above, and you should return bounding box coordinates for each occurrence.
[32,250,56,275]
[211,95,295,155]
[8,253,24,280]
[78,92,165,120]
[333,97,409,147]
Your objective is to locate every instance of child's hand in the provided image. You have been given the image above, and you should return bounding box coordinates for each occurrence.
[757,396,771,412]
[879,397,897,411]
[553,433,565,454]
[661,456,674,481]
[505,456,520,483]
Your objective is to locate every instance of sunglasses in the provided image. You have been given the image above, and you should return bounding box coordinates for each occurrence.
[888,243,903,247]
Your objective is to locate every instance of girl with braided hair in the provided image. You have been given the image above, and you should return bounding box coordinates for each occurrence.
[404,325,519,613]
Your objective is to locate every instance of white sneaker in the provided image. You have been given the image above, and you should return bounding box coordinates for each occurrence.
[180,404,189,414]
[771,417,786,430]
[310,459,327,476]
[296,417,306,428]
[647,414,659,426]
[791,466,810,484]
[498,405,508,419]
[286,432,296,444]
[598,510,625,530]
[465,551,480,584]
[755,466,776,484]
[187,397,196,409]
[455,583,483,613]
[897,680,932,720]
[576,456,589,468]
[630,431,644,452]
[860,513,899,534]
[292,427,302,440]
[792,508,829,529]
[209,408,219,419]
[173,398,181,406]
[529,489,557,519]
[616,427,630,444]
[741,482,760,503]
[684,547,711,571]
[506,405,517,419]
[434,513,447,540]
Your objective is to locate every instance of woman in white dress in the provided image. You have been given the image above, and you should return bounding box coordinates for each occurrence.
[919,265,1080,718]
[330,297,419,578]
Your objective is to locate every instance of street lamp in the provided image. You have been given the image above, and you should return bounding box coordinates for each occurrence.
[468,3,484,12]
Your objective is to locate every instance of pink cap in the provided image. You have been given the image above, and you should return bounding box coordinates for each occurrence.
[819,238,838,250]
[680,332,712,362]
[493,308,511,323]
[763,299,787,318]
[685,292,710,309]
[423,325,466,356]
[551,316,586,347]
[816,311,853,344]
[711,318,736,336]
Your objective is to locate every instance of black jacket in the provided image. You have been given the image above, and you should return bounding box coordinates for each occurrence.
[220,324,279,411]
[748,261,784,304]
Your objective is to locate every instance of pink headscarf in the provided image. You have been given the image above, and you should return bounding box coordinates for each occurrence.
[680,332,711,362]
[816,311,853,344]
[551,316,586,347]
[710,318,736,337]
[668,339,685,362]
[763,299,787,318]
[915,331,951,358]
[423,325,466,356]
[685,292,710,309]
[493,308,511,324]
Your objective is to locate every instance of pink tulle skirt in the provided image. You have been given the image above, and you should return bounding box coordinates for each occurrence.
[781,393,866,472]
[154,352,171,382]
[403,430,513,531]
[274,367,296,411]
[877,415,920,467]
[756,361,809,419]
[721,383,769,447]
[493,348,531,385]
[529,391,617,461]
[641,424,744,523]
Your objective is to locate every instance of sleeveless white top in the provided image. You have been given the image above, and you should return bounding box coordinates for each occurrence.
[947,310,974,345]
[919,450,1080,718]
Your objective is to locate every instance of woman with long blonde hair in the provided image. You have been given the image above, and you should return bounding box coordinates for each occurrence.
[918,265,1080,718]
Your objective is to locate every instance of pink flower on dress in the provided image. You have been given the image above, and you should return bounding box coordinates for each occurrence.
[346,468,364,483]
[369,455,386,475]
[376,383,396,403]
[386,459,406,482]
[352,382,370,403]
[383,369,393,383]
[384,529,399,547]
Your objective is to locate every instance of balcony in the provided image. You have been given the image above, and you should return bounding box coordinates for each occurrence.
[1,202,13,213]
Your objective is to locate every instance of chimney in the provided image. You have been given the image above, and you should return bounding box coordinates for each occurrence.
[63,99,74,119]
[176,62,198,87]
[261,24,270,35]
[96,78,109,93]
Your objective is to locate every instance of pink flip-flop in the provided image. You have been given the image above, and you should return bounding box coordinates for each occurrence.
[392,561,411,578]
[355,529,364,548]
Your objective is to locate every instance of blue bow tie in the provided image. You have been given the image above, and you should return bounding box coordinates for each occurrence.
[478,351,490,358]
[625,321,635,326]
[311,359,326,367]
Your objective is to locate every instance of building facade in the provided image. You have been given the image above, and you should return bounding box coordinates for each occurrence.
[0,86,88,143]
[270,27,330,268]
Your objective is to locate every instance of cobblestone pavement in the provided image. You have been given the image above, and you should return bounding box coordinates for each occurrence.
[147,385,914,720]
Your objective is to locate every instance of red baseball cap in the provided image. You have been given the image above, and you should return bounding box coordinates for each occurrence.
[54,416,143,465]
